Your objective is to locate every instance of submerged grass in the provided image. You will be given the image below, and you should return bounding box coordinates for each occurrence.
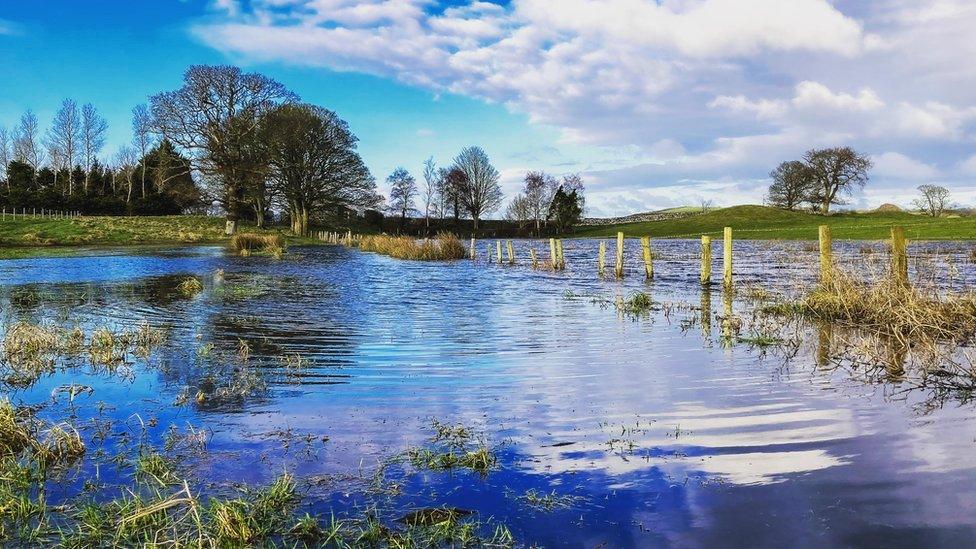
[359,233,467,261]
[400,419,498,476]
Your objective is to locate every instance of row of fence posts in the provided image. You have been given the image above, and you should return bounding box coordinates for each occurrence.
[1,207,81,220]
[316,224,912,289]
[465,224,912,289]
[817,224,909,287]
[316,230,355,246]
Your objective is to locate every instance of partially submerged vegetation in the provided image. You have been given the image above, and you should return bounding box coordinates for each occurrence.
[359,233,467,261]
[229,232,286,258]
[1,321,168,388]
[400,419,498,476]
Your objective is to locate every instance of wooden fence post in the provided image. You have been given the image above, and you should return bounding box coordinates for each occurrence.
[496,241,503,264]
[530,248,538,269]
[891,226,908,286]
[640,236,653,280]
[506,240,515,265]
[549,238,557,270]
[598,241,606,278]
[700,235,712,286]
[723,227,732,289]
[470,237,476,260]
[615,232,624,278]
[556,239,565,270]
[818,225,832,286]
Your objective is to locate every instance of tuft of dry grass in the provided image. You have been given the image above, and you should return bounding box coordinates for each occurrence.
[229,233,285,258]
[358,233,467,261]
[789,269,976,347]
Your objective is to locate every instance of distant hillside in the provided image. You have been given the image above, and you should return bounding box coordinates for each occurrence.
[582,206,703,226]
[573,204,976,240]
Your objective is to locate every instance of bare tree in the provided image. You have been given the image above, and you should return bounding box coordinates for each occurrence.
[803,147,872,215]
[505,194,534,229]
[700,198,714,213]
[437,166,466,222]
[453,146,502,230]
[13,110,44,174]
[0,126,9,189]
[522,171,557,231]
[766,160,811,211]
[149,65,297,233]
[422,156,437,232]
[260,103,378,236]
[47,99,81,194]
[131,104,154,199]
[387,167,417,231]
[913,184,951,217]
[81,103,108,194]
[114,146,138,203]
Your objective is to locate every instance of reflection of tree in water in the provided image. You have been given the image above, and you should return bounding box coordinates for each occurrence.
[1,282,103,321]
[141,271,361,413]
[751,311,976,413]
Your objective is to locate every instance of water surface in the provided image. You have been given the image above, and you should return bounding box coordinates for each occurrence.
[2,240,975,547]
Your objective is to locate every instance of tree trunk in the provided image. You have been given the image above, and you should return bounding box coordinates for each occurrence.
[301,207,309,237]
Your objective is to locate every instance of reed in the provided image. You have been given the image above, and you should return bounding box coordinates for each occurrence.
[769,266,976,348]
[229,233,286,258]
[358,233,467,261]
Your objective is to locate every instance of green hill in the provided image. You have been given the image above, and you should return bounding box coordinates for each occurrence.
[574,205,976,240]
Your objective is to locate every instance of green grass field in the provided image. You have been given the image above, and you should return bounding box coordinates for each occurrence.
[0,215,362,259]
[574,205,976,240]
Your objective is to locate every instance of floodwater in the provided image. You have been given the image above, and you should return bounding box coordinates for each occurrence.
[2,239,976,547]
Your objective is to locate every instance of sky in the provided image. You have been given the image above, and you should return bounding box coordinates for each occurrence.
[1,0,975,217]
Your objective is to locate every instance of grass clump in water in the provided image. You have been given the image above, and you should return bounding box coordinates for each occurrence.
[230,233,286,258]
[401,419,497,476]
[359,233,467,261]
[175,276,204,298]
[615,291,656,316]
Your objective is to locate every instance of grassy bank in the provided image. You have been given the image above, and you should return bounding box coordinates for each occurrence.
[0,215,354,259]
[574,205,976,240]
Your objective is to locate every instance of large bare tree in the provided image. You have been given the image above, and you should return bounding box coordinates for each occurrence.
[149,65,297,233]
[260,103,377,236]
[913,184,951,217]
[803,147,872,215]
[453,146,502,230]
[81,103,108,194]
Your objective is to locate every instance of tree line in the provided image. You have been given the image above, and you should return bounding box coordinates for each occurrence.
[384,155,586,236]
[1,64,587,235]
[0,102,201,215]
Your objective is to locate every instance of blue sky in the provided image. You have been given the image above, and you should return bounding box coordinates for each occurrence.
[2,1,976,216]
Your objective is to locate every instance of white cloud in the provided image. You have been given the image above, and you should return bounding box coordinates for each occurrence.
[791,81,884,112]
[872,152,940,180]
[193,0,976,214]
